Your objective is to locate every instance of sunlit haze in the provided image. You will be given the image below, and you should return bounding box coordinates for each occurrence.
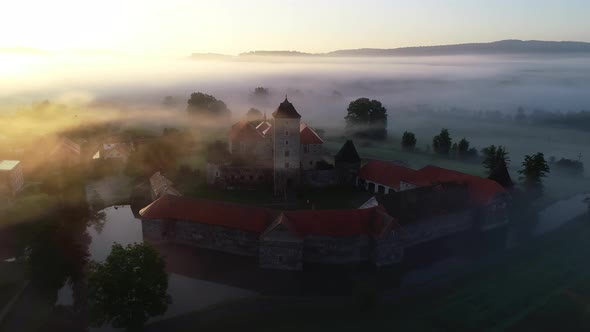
[2,1,590,331]
[1,0,589,55]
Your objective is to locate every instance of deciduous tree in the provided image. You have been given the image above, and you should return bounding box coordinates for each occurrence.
[458,138,470,157]
[401,131,417,151]
[88,243,171,331]
[345,98,388,140]
[519,152,550,198]
[186,92,230,118]
[432,128,452,156]
[482,145,510,175]
[246,108,263,121]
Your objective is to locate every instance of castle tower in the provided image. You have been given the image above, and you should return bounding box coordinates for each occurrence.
[272,97,302,195]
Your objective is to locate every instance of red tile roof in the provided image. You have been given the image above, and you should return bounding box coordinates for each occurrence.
[358,160,417,190]
[413,166,506,205]
[281,207,390,237]
[358,161,505,205]
[299,123,324,145]
[140,195,393,238]
[139,195,274,233]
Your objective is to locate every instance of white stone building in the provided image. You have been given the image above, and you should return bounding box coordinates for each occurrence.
[0,160,24,195]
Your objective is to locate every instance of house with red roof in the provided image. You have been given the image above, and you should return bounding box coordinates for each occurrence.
[208,98,326,192]
[299,122,324,170]
[357,160,418,194]
[358,161,506,206]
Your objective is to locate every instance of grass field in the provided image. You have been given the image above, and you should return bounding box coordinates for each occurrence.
[323,113,590,179]
[146,214,590,332]
[324,139,485,176]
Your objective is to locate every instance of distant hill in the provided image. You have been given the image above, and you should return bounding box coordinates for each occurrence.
[326,40,590,57]
[239,50,314,57]
[189,53,236,60]
[208,40,590,59]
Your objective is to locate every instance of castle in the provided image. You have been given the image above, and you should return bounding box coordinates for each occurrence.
[144,97,511,271]
[207,97,325,194]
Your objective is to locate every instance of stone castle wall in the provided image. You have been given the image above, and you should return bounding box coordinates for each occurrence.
[141,206,504,270]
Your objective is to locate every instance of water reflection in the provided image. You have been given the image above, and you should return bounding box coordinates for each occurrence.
[88,206,143,262]
[56,205,257,330]
[47,198,589,330]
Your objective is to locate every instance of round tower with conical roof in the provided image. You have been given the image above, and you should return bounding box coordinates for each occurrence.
[272,97,302,195]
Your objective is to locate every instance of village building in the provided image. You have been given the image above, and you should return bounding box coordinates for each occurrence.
[207,98,326,193]
[0,160,24,195]
[93,141,134,162]
[149,171,181,200]
[357,160,419,194]
[47,137,81,168]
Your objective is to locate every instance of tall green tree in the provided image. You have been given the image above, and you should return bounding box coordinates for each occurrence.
[458,138,470,157]
[125,139,180,179]
[246,108,263,121]
[518,152,550,198]
[344,98,388,139]
[482,145,510,175]
[88,243,171,331]
[253,87,269,97]
[186,92,230,118]
[401,131,417,151]
[432,128,452,156]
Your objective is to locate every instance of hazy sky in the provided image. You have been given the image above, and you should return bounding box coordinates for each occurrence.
[1,0,589,55]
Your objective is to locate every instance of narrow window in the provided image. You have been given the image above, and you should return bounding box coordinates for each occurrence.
[285,140,289,146]
[285,162,290,168]
[285,150,290,157]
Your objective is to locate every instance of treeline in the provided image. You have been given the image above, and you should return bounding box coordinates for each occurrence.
[398,128,586,199]
[521,109,590,131]
[400,128,478,161]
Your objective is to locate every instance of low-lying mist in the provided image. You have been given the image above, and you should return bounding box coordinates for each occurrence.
[2,53,590,122]
[2,52,590,176]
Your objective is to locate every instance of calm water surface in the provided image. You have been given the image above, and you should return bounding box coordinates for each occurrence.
[57,205,257,328]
